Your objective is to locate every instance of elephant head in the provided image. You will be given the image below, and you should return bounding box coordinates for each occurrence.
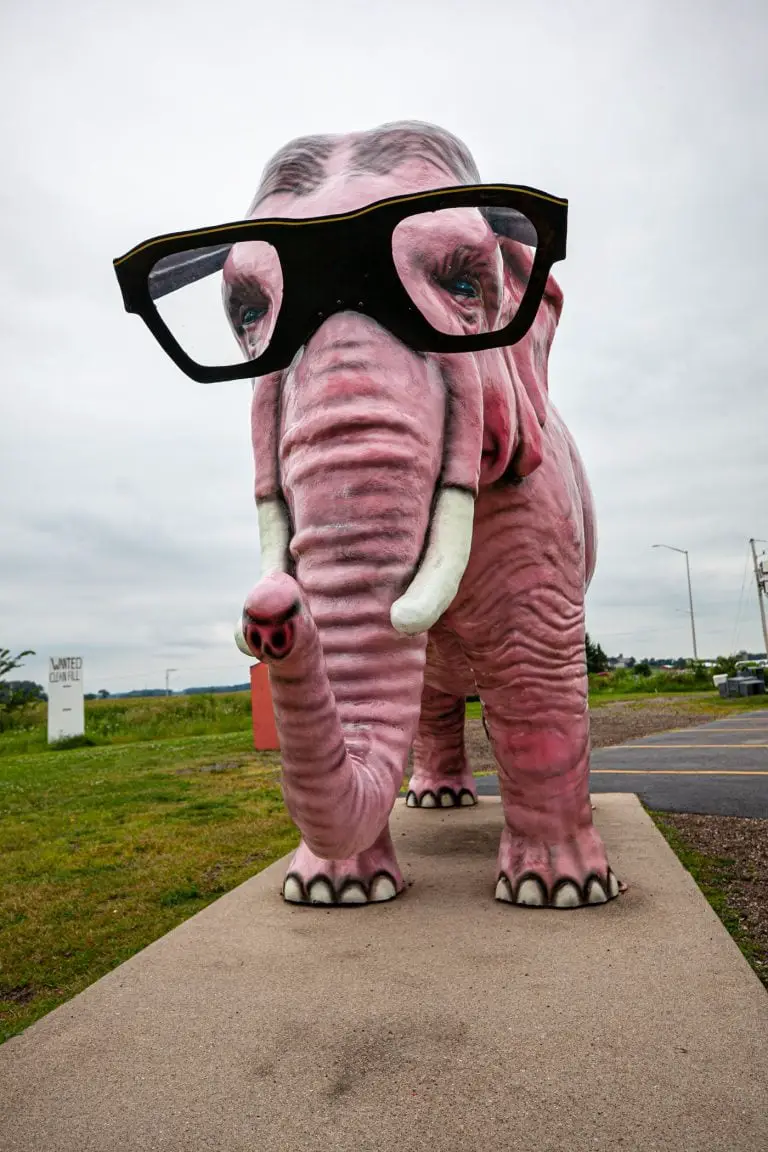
[234,122,566,864]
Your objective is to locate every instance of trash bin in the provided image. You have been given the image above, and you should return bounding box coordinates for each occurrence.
[723,676,765,697]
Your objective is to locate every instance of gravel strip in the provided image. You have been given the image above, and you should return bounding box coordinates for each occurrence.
[656,812,768,988]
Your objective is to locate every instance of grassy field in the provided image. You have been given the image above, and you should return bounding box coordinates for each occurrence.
[465,693,768,721]
[2,684,766,1043]
[3,671,765,756]
[0,691,254,757]
[0,730,296,1043]
[589,692,768,714]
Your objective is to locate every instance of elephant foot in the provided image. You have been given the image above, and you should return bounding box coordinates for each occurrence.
[405,771,477,809]
[282,831,404,907]
[494,823,623,909]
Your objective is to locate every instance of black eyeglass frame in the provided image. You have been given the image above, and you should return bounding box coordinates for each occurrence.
[113,183,568,384]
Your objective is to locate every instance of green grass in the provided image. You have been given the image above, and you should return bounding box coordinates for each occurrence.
[0,691,253,757]
[649,811,767,989]
[466,692,768,720]
[588,692,768,713]
[0,732,297,1043]
[664,693,768,715]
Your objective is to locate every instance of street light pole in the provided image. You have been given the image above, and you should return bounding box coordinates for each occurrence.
[749,538,768,656]
[165,668,177,696]
[652,544,698,662]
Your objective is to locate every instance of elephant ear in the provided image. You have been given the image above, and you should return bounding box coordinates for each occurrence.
[480,238,564,486]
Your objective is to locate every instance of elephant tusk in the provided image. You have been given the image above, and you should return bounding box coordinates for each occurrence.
[234,496,292,656]
[234,619,254,657]
[257,496,291,577]
[390,486,475,635]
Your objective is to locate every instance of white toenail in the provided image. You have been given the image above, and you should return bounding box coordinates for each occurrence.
[495,877,513,902]
[553,882,582,908]
[516,878,546,906]
[307,879,334,904]
[339,883,367,904]
[283,876,303,903]
[370,875,397,902]
[586,878,607,904]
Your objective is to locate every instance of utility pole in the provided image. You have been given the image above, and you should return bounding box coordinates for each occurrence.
[652,544,698,662]
[749,539,768,656]
[165,668,177,696]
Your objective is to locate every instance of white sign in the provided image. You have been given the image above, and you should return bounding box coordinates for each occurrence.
[47,656,85,743]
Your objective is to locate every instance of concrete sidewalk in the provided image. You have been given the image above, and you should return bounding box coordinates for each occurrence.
[1,795,767,1151]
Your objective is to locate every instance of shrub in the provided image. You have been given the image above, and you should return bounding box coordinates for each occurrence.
[588,668,714,696]
[50,734,97,751]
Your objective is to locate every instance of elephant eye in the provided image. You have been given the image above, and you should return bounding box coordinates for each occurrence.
[445,276,479,299]
[241,305,267,328]
[433,247,486,305]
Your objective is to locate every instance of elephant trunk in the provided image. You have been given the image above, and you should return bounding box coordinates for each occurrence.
[247,571,427,859]
[243,314,479,858]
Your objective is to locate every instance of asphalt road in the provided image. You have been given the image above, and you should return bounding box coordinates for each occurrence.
[473,710,768,818]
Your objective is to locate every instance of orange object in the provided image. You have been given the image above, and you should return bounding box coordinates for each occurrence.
[250,662,280,750]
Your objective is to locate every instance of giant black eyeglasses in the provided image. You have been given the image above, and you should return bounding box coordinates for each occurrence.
[112,183,568,384]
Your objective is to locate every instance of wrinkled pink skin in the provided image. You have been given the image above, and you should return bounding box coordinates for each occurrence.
[238,124,621,908]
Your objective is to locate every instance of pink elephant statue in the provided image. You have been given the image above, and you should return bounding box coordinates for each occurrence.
[112,120,621,910]
[233,122,621,910]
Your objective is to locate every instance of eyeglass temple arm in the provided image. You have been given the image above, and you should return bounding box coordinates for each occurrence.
[148,243,232,300]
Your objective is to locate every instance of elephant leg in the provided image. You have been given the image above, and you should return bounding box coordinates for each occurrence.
[283,823,404,906]
[406,685,477,809]
[446,452,622,908]
[480,687,621,908]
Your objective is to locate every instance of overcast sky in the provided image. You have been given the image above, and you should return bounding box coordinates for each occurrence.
[1,0,766,694]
